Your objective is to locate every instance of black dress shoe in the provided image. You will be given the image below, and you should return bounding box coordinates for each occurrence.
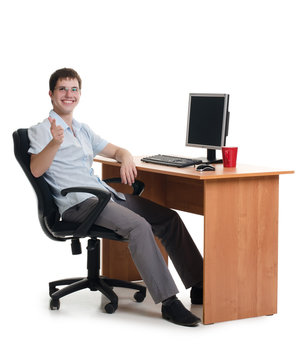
[161,299,201,326]
[190,286,203,304]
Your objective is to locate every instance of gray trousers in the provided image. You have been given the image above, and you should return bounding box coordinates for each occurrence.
[62,194,203,304]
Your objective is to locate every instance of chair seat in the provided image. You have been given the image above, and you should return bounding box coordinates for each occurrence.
[51,220,126,241]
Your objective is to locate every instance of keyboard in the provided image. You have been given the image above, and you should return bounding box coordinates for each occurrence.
[141,154,202,168]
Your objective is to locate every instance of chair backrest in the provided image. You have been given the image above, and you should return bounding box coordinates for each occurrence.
[13,128,62,241]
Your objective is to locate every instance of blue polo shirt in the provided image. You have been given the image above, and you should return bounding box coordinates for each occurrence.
[28,110,122,215]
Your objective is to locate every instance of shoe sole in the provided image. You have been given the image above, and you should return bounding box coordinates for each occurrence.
[162,314,200,327]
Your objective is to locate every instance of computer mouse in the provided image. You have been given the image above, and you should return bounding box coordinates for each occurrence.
[196,164,215,171]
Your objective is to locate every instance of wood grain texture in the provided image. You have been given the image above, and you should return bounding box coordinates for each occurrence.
[203,176,279,323]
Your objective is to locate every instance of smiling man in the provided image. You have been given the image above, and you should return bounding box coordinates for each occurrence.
[27,68,204,326]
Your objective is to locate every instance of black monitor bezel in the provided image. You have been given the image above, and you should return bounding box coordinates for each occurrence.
[185,93,230,150]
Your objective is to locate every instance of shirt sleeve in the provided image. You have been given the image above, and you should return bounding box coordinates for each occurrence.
[81,123,108,156]
[28,120,52,155]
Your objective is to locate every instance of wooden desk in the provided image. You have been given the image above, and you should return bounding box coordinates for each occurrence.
[94,156,294,324]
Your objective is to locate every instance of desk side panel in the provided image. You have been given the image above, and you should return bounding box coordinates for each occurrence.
[203,176,279,324]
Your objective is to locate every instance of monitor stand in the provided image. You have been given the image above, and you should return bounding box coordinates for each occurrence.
[196,149,223,164]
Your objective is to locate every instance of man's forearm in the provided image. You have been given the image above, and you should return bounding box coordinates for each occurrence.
[30,140,61,178]
[98,143,137,185]
[114,147,133,163]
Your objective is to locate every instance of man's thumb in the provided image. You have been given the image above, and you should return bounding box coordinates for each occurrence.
[48,116,56,127]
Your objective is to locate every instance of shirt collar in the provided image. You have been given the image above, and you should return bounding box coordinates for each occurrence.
[49,110,82,131]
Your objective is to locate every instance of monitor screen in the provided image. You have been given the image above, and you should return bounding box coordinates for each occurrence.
[186,93,230,150]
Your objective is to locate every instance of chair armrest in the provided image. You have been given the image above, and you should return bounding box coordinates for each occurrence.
[103,177,145,196]
[61,186,111,238]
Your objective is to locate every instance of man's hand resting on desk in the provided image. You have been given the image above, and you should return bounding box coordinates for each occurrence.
[119,154,137,186]
[99,143,137,186]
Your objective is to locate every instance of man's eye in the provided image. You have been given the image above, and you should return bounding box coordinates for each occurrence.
[72,87,78,92]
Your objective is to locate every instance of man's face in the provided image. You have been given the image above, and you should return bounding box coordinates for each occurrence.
[49,78,81,117]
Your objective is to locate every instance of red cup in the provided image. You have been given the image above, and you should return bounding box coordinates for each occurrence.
[222,147,238,167]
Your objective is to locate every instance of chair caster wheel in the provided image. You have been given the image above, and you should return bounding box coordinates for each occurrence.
[104,302,117,314]
[134,291,145,303]
[50,298,60,310]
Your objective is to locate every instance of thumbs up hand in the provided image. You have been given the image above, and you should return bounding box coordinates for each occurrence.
[48,117,64,145]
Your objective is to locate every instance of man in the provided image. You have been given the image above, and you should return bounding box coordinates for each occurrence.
[28,68,203,326]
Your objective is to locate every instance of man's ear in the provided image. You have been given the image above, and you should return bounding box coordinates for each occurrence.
[49,90,53,104]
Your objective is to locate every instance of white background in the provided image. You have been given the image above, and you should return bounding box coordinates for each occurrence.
[1,0,302,359]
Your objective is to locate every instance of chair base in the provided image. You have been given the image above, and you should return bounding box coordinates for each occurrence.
[49,276,146,313]
[48,238,146,313]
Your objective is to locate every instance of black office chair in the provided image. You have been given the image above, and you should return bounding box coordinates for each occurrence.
[13,128,146,314]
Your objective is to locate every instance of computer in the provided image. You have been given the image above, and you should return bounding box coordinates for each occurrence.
[141,93,230,167]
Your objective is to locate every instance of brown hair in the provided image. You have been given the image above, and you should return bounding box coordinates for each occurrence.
[49,68,82,92]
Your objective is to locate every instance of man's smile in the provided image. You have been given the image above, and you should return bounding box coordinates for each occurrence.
[62,99,75,104]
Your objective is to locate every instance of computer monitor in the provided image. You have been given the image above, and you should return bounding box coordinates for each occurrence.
[185,93,230,164]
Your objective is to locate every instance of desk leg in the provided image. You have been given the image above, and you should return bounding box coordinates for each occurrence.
[203,176,279,324]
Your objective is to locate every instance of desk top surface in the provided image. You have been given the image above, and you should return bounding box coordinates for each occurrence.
[94,156,294,180]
